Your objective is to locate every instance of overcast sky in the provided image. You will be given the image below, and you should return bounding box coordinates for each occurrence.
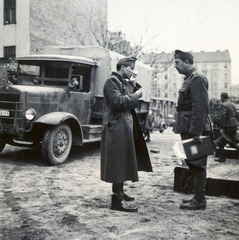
[108,0,239,85]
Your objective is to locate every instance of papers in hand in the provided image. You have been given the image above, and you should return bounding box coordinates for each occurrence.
[173,141,186,160]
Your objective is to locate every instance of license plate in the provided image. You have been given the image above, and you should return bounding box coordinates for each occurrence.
[0,110,10,116]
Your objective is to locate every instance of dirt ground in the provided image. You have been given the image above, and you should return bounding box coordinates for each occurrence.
[0,128,239,240]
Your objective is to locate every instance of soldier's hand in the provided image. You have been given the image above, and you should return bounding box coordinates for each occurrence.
[193,135,203,144]
[135,88,143,98]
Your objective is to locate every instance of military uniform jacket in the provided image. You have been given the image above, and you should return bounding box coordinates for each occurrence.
[174,68,210,136]
[100,72,152,183]
[220,101,238,128]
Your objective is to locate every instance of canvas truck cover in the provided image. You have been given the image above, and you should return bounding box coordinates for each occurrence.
[40,46,152,102]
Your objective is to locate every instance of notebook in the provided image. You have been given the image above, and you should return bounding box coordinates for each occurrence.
[173,136,214,161]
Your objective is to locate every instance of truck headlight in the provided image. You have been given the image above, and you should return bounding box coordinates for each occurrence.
[25,108,36,120]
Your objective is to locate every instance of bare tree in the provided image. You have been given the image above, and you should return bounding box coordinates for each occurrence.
[130,29,161,59]
[86,6,132,56]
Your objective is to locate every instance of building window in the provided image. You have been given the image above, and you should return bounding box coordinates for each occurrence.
[4,46,16,59]
[214,82,217,87]
[4,0,16,24]
[165,93,168,98]
[224,73,228,80]
[224,82,228,88]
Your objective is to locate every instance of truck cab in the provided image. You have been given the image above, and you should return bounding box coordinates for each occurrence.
[0,46,152,165]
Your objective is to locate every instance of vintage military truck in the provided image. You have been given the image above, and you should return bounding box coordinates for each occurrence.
[0,46,152,165]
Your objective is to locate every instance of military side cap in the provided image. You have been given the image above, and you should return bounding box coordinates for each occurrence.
[174,49,194,63]
[221,92,229,98]
[117,56,137,67]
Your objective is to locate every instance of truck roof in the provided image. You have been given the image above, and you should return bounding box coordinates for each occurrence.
[16,54,97,66]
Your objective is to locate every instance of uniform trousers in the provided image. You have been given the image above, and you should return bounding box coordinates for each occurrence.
[181,132,207,201]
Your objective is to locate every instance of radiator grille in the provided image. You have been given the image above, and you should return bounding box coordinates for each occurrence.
[0,92,23,131]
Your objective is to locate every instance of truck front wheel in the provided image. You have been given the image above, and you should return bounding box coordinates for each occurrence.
[41,123,72,165]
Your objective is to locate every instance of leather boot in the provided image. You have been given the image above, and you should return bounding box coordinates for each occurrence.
[182,196,195,203]
[123,193,135,201]
[180,199,207,210]
[111,194,138,212]
[214,157,225,162]
[194,170,206,201]
[112,183,135,201]
[215,148,225,162]
[180,169,207,210]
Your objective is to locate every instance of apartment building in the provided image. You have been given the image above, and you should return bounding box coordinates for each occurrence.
[141,50,231,119]
[0,0,107,59]
[0,0,107,84]
[143,50,231,103]
[231,84,239,99]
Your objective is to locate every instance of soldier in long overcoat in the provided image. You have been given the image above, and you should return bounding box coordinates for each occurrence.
[100,57,152,212]
[173,50,211,210]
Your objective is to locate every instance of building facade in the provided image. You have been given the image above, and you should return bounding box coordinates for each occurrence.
[0,0,107,84]
[231,84,239,99]
[141,50,232,119]
[0,0,107,58]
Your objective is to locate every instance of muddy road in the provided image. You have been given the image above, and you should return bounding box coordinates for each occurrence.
[0,129,239,240]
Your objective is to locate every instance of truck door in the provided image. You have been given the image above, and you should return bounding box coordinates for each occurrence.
[68,64,95,124]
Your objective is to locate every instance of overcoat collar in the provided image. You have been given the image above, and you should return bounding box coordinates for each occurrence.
[183,67,197,80]
[111,71,128,85]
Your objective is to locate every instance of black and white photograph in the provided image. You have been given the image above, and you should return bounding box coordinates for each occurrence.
[0,0,239,239]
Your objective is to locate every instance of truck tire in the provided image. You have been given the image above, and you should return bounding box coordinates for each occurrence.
[41,123,72,165]
[0,140,6,153]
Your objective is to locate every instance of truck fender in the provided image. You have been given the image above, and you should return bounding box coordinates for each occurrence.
[34,112,83,145]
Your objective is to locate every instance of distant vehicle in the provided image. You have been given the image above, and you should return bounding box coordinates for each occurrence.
[0,46,153,165]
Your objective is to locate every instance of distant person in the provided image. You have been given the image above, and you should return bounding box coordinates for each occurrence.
[144,114,152,142]
[214,92,239,162]
[173,50,211,210]
[101,56,152,212]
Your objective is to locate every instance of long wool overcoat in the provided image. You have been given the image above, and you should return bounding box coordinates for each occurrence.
[101,72,152,183]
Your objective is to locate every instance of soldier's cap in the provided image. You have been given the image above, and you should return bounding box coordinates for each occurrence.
[221,92,229,98]
[174,49,194,63]
[117,56,137,67]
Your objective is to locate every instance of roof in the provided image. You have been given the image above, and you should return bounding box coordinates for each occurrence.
[16,54,97,66]
[193,50,231,63]
[143,50,231,64]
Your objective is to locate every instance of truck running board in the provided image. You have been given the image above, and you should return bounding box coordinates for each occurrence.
[82,124,102,143]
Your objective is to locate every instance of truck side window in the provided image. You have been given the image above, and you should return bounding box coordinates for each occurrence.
[71,64,91,92]
[44,61,69,86]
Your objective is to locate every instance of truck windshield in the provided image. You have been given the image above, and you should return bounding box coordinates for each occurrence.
[16,61,42,85]
[45,62,69,79]
[18,62,41,78]
[44,61,69,86]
